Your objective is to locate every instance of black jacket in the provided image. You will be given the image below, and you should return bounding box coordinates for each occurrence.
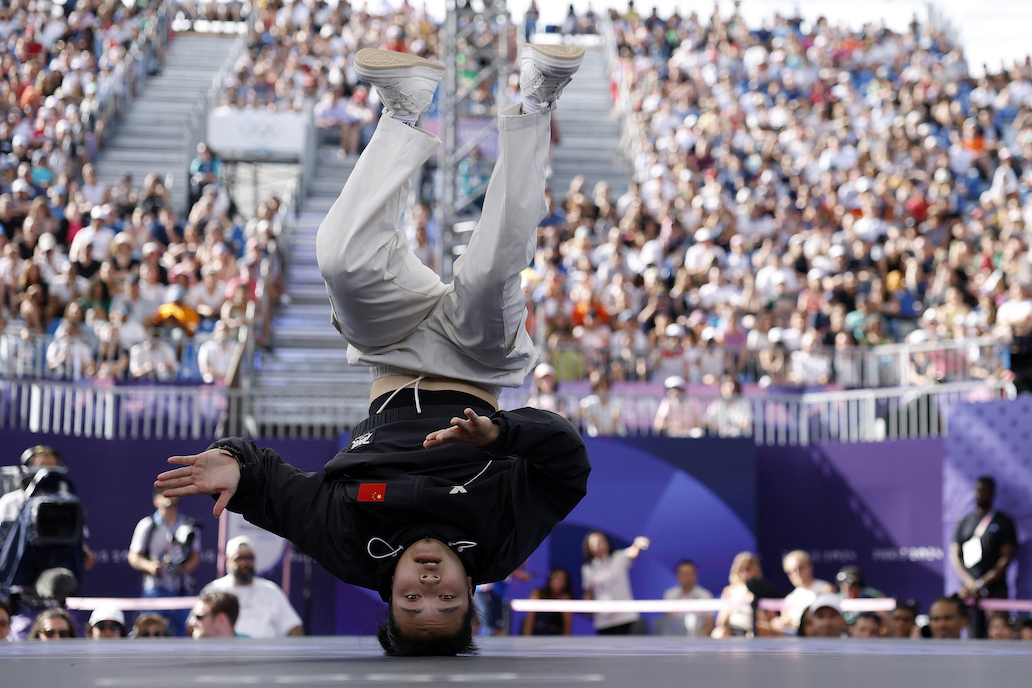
[212,407,589,602]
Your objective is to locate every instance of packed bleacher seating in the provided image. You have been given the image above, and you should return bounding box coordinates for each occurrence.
[0,0,284,384]
[520,5,1029,391]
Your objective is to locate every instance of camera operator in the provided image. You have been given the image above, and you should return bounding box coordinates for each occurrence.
[128,489,201,636]
[0,445,94,640]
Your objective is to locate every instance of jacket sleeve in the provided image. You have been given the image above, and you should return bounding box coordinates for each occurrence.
[488,408,590,551]
[210,438,356,582]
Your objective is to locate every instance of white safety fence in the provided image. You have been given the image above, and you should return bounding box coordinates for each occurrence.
[0,378,1016,443]
[511,596,1032,615]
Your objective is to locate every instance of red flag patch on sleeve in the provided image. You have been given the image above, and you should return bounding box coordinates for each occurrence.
[358,483,387,503]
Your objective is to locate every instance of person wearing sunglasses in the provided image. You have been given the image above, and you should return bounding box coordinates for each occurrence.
[189,591,240,639]
[198,536,302,638]
[28,608,76,640]
[87,606,127,638]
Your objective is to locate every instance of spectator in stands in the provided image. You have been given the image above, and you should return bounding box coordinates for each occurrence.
[661,559,714,637]
[199,536,303,638]
[129,326,179,381]
[808,593,848,639]
[776,550,835,635]
[836,566,885,626]
[189,264,226,321]
[889,600,920,639]
[950,476,1017,638]
[86,607,127,639]
[189,143,222,208]
[849,613,883,638]
[521,567,573,636]
[131,613,170,639]
[653,375,699,437]
[712,552,765,638]
[788,331,831,387]
[527,362,563,414]
[704,375,751,437]
[198,320,237,385]
[108,273,151,324]
[928,597,967,639]
[189,591,241,639]
[151,284,200,337]
[578,370,622,437]
[46,318,94,379]
[27,608,76,640]
[987,612,1018,640]
[581,531,650,635]
[1020,619,1032,640]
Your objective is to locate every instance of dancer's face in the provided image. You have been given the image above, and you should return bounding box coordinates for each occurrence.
[392,539,472,637]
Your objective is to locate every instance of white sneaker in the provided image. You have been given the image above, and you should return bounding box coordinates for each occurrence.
[520,44,585,112]
[355,49,444,121]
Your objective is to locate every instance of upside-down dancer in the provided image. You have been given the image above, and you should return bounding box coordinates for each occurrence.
[155,44,591,656]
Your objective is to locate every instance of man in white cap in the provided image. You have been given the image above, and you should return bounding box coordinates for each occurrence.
[199,536,303,638]
[808,593,847,638]
[87,607,126,638]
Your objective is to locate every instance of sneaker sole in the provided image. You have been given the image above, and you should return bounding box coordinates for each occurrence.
[525,44,585,70]
[355,49,445,79]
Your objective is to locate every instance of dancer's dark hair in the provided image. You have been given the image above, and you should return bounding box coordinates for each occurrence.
[377,598,478,656]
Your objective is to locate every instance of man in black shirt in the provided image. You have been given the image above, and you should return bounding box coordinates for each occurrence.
[949,476,1017,638]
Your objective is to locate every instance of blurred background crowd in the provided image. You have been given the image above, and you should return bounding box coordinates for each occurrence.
[2,0,1031,396]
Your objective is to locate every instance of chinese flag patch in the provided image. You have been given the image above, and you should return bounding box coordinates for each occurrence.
[358,483,387,503]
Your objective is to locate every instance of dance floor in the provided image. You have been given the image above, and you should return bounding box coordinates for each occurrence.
[4,636,1030,686]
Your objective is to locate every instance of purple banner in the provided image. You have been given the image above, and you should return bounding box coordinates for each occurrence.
[757,439,946,607]
[944,398,1032,599]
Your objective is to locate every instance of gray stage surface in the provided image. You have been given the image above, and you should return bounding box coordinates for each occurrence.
[4,637,1030,686]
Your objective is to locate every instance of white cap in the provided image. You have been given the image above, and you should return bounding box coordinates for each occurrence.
[89,606,126,627]
[226,535,254,557]
[664,375,686,390]
[665,323,686,338]
[533,363,556,378]
[809,592,843,616]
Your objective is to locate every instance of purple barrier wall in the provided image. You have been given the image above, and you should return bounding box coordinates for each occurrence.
[0,430,343,635]
[757,439,946,607]
[330,434,758,636]
[943,398,1032,599]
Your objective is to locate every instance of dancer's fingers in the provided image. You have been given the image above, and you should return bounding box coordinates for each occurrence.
[156,466,194,482]
[166,454,197,466]
[213,489,233,518]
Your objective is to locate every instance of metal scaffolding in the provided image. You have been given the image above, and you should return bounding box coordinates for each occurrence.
[436,0,510,281]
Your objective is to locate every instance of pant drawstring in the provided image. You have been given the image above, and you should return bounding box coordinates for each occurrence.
[376,374,426,414]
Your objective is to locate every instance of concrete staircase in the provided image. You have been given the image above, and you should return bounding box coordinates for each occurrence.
[255,151,371,404]
[93,34,239,214]
[548,46,632,200]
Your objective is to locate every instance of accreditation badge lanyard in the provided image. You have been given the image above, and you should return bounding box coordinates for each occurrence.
[962,511,995,569]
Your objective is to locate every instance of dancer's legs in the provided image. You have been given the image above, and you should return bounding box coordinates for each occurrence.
[316,116,446,350]
[438,105,551,367]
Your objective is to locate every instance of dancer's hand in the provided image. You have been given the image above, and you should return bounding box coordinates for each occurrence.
[156,449,241,517]
[424,408,499,448]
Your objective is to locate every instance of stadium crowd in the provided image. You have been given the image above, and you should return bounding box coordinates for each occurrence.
[520,4,1030,392]
[0,0,285,384]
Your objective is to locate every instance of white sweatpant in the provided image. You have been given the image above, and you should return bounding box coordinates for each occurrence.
[316,104,549,389]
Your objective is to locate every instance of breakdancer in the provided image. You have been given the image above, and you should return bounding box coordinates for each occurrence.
[155,45,590,656]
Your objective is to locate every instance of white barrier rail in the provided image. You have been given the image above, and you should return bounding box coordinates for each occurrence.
[510,598,898,614]
[65,596,199,611]
[512,597,1032,615]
